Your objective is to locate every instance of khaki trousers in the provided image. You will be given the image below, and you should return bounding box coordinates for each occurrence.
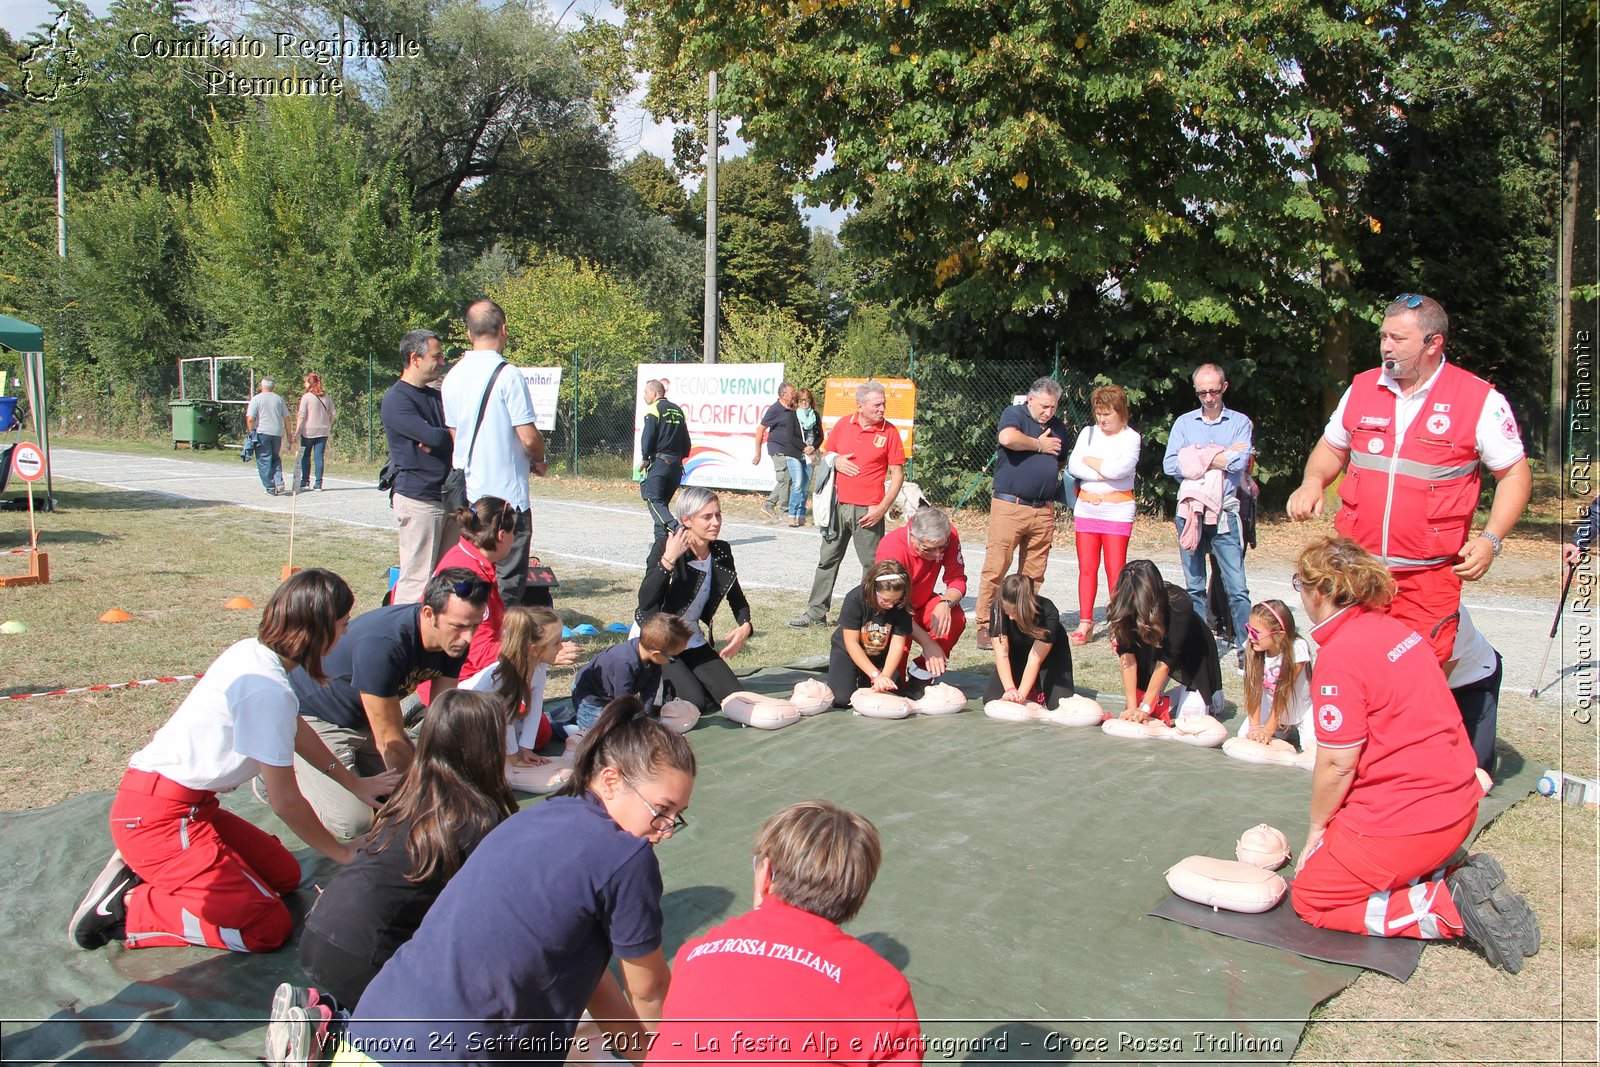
[975,498,1057,631]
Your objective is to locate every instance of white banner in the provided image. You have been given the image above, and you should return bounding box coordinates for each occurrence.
[633,363,786,492]
[518,366,563,432]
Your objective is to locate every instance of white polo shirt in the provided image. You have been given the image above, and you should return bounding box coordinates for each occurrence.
[441,349,537,509]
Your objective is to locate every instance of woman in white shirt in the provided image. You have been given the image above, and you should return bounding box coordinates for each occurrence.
[69,570,397,954]
[1066,384,1141,644]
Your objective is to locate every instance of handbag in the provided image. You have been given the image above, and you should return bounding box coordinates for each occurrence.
[441,361,507,514]
[1058,426,1087,508]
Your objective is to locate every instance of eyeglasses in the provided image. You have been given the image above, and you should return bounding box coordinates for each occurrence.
[1195,388,1224,397]
[911,538,948,558]
[625,778,687,836]
[1244,623,1281,643]
[1291,576,1308,592]
[1391,292,1424,309]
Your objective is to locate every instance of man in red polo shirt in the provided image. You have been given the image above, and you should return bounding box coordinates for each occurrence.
[875,506,966,679]
[790,382,905,627]
[648,801,921,1067]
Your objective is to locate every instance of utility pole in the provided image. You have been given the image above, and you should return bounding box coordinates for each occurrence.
[53,127,66,259]
[702,71,719,364]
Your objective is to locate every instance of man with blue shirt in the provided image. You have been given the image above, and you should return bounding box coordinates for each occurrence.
[1163,363,1254,660]
[442,300,547,606]
[975,377,1070,651]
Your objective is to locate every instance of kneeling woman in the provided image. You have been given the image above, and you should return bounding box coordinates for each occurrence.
[1289,536,1539,973]
[636,486,754,713]
[828,560,915,706]
[1106,559,1221,722]
[340,697,692,1061]
[985,573,1075,708]
[296,689,517,1007]
[69,570,397,953]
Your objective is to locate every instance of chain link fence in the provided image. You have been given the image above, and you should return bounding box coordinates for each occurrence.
[46,347,1104,513]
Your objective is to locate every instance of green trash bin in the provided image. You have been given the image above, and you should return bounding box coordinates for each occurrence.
[170,399,221,450]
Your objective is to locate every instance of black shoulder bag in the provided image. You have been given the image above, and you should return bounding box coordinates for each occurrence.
[441,361,507,514]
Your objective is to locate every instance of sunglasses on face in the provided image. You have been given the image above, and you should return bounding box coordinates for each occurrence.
[1196,388,1224,398]
[1245,623,1281,643]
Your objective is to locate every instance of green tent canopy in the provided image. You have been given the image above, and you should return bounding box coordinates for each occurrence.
[0,314,44,353]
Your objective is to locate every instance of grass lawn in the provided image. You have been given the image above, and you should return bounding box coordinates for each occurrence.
[0,475,1594,1065]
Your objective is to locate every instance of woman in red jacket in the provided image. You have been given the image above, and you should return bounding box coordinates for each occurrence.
[1290,536,1538,973]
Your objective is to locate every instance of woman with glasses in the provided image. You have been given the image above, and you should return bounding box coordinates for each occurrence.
[1287,536,1538,974]
[1065,383,1141,644]
[416,496,518,708]
[636,487,754,715]
[340,695,695,1063]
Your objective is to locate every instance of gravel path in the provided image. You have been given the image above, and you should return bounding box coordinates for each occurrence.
[45,447,1594,705]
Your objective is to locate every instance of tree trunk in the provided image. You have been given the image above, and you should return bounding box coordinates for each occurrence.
[1550,123,1580,464]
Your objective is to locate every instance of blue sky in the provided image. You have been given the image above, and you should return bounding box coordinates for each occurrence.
[4,0,846,230]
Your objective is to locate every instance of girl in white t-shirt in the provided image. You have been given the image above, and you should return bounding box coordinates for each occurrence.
[1240,599,1316,755]
[458,606,580,766]
[69,570,399,954]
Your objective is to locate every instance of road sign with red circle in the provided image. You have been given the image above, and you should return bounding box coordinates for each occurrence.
[12,442,45,483]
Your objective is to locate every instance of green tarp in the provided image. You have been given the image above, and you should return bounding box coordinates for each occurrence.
[0,667,1538,1064]
[0,313,44,353]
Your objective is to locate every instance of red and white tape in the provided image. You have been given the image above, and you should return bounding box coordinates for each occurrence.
[4,547,35,555]
[4,674,203,701]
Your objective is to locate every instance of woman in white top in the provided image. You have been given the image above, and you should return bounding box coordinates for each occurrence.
[69,570,398,954]
[1066,384,1141,644]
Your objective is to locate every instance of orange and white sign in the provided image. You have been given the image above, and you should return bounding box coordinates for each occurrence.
[12,442,44,483]
[822,378,917,453]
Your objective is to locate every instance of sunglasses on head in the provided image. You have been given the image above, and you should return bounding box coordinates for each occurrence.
[1391,292,1424,309]
[448,578,490,599]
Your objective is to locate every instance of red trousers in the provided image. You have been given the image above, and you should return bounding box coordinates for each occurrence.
[1074,530,1129,625]
[911,596,966,667]
[110,768,302,952]
[1291,808,1474,940]
[1387,565,1462,666]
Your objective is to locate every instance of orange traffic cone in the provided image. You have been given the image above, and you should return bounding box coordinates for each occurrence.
[99,608,132,623]
[224,596,255,610]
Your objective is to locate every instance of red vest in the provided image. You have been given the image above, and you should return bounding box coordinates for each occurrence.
[1334,363,1491,569]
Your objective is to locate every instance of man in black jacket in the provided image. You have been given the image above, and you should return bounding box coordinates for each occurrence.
[381,329,455,603]
[639,378,692,540]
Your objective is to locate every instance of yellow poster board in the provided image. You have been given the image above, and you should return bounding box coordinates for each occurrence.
[822,377,917,453]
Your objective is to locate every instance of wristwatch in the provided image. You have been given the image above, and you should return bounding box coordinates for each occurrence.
[1478,531,1503,557]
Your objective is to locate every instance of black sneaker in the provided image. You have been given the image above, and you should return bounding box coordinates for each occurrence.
[1448,853,1540,973]
[69,851,139,949]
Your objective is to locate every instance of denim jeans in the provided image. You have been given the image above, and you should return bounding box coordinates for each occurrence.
[299,436,327,489]
[785,455,807,517]
[255,433,283,492]
[1174,514,1251,645]
[575,696,609,731]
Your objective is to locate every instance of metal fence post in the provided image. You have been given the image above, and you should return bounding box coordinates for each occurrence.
[571,351,580,477]
[906,340,916,482]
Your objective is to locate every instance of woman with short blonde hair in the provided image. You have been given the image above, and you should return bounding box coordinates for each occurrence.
[1288,536,1538,973]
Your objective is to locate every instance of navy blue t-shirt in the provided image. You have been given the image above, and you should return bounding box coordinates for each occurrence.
[571,638,661,716]
[346,792,665,1062]
[992,403,1069,501]
[760,401,801,457]
[291,604,466,731]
